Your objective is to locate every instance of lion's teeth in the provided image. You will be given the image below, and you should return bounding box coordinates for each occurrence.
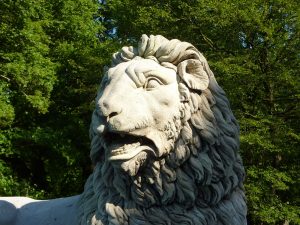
[110,141,143,158]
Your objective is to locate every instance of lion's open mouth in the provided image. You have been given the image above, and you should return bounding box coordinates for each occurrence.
[104,132,156,161]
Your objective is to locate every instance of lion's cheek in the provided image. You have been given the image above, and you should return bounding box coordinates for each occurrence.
[145,84,181,120]
[144,130,171,157]
[136,87,181,155]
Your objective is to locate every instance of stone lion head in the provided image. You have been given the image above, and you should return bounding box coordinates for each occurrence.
[78,35,247,225]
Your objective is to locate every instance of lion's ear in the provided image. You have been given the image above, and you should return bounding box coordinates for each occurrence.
[178,59,209,91]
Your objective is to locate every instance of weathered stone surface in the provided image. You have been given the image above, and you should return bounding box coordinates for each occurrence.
[0,35,247,225]
[0,196,79,225]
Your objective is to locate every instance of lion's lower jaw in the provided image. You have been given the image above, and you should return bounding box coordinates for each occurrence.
[110,151,149,177]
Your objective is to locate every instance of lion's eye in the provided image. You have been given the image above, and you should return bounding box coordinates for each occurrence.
[144,77,162,90]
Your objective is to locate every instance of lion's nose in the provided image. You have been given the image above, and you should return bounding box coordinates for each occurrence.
[99,99,122,120]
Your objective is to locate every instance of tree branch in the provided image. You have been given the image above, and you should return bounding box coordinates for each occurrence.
[0,75,10,81]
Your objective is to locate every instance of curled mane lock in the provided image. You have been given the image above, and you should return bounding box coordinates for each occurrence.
[78,35,247,225]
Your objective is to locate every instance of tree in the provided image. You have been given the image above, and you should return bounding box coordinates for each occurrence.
[104,0,300,224]
[1,0,299,224]
[0,0,118,198]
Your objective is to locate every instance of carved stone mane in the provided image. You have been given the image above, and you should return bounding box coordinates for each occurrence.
[77,35,247,225]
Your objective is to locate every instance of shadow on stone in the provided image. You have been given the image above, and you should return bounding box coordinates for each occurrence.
[0,200,17,225]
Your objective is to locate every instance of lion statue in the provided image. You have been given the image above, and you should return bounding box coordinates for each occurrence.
[0,34,247,225]
[77,34,247,225]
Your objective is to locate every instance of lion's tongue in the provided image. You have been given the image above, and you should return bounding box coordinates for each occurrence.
[109,142,154,161]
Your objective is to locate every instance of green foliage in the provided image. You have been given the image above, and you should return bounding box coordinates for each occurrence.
[0,159,45,198]
[0,83,14,127]
[0,0,299,224]
[0,0,119,198]
[0,0,57,114]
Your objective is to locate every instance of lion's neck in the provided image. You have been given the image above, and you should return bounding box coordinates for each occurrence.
[88,151,247,225]
[80,126,248,225]
[101,156,197,207]
[90,167,247,225]
[101,191,246,225]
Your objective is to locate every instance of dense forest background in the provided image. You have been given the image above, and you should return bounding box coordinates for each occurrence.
[0,0,299,224]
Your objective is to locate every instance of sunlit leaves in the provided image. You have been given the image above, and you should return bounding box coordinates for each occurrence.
[0,0,116,198]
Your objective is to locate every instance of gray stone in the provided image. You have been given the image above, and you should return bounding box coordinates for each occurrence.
[0,34,247,225]
[0,196,79,225]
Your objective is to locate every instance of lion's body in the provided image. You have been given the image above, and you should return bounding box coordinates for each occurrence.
[0,196,79,225]
[78,35,247,225]
[0,35,247,225]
